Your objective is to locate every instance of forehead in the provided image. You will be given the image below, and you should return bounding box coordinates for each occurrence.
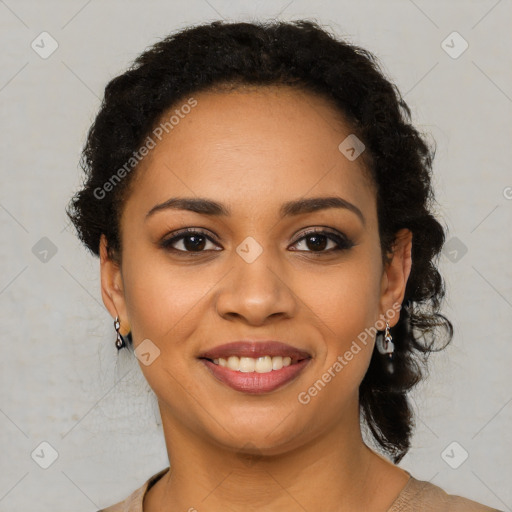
[124,85,376,220]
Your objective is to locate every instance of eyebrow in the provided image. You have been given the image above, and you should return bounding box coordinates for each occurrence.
[145,196,365,225]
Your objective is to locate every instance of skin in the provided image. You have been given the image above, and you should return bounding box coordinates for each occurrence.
[100,85,413,512]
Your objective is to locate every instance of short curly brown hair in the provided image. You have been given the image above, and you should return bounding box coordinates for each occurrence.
[66,19,453,463]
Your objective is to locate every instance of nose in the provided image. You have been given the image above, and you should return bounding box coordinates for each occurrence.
[214,246,297,326]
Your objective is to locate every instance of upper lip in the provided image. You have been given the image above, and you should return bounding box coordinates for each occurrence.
[198,341,312,363]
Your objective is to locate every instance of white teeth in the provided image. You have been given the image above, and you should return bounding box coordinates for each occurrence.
[214,355,295,373]
[227,356,240,370]
[255,356,272,373]
[272,356,283,370]
[239,357,255,373]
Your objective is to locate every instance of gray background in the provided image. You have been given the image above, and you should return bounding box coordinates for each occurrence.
[0,1,511,511]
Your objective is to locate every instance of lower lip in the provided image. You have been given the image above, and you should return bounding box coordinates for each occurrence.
[200,358,311,394]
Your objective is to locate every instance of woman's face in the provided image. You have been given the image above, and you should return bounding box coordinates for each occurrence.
[100,85,411,454]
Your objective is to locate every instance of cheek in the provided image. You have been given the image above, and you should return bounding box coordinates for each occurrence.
[120,253,210,416]
[295,254,382,341]
[121,249,210,347]
[292,254,381,392]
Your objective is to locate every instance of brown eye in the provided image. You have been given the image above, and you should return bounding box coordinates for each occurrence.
[160,229,221,253]
[290,229,354,253]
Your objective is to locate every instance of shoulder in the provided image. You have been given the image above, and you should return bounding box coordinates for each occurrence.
[389,475,503,512]
[96,484,145,512]
[96,467,170,512]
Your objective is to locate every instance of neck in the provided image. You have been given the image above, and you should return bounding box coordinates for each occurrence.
[144,398,410,512]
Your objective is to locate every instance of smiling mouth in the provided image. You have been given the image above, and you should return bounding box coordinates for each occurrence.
[202,355,309,373]
[200,356,311,394]
[198,340,312,393]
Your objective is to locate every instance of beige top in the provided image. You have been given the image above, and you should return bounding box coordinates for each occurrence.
[97,467,502,512]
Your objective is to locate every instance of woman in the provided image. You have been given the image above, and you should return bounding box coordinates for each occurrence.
[66,19,501,512]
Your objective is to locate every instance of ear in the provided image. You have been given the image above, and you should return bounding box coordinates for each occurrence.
[379,228,413,327]
[99,234,130,335]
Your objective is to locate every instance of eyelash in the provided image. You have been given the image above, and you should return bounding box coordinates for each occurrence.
[159,227,355,256]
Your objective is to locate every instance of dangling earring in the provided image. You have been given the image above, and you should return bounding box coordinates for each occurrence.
[376,320,395,374]
[376,320,394,359]
[114,316,126,350]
